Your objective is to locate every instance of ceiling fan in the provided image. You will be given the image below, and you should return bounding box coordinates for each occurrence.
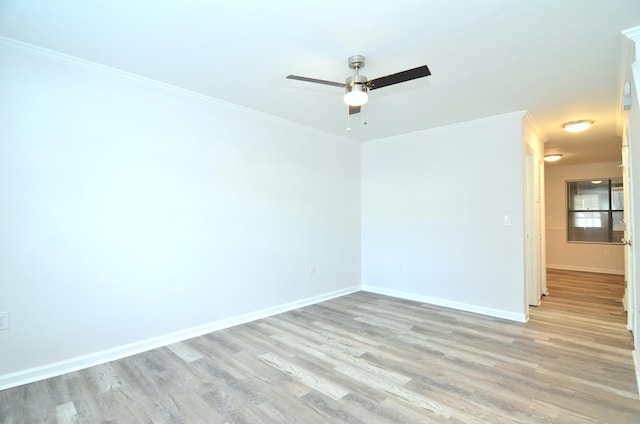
[287,55,431,116]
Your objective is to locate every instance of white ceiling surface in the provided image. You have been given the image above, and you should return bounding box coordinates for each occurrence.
[1,1,639,165]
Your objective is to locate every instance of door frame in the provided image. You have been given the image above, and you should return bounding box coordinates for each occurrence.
[623,117,636,334]
[525,145,541,306]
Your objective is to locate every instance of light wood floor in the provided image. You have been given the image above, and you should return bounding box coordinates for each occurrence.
[1,269,639,423]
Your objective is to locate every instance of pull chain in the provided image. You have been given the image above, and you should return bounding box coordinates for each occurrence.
[363,103,367,126]
[346,106,351,131]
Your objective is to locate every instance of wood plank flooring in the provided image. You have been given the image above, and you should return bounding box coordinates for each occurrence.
[1,269,639,423]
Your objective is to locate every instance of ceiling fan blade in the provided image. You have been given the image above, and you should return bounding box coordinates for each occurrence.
[366,65,431,90]
[286,75,346,88]
[349,105,361,115]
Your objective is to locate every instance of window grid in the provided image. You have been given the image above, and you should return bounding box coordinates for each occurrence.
[566,178,623,244]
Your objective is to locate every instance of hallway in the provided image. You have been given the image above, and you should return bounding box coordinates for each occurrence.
[527,269,638,419]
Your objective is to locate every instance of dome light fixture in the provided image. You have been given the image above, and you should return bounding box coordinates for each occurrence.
[562,120,593,133]
[544,154,563,162]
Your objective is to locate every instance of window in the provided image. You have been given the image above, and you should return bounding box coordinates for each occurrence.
[567,178,623,243]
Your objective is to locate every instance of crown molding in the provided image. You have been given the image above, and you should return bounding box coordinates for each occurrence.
[366,110,528,144]
[0,36,358,147]
[522,112,549,144]
[623,26,640,44]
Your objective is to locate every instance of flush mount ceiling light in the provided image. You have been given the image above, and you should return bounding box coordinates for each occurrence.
[591,180,603,184]
[544,154,563,162]
[562,120,593,133]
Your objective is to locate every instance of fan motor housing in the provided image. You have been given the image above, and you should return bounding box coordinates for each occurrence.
[348,55,365,70]
[346,74,368,86]
[345,74,369,95]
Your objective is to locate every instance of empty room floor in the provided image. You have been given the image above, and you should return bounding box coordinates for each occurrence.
[1,269,639,423]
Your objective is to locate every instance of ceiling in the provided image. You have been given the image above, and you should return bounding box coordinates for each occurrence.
[1,1,639,166]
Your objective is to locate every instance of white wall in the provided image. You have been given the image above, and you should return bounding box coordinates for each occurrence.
[545,162,624,274]
[0,40,361,385]
[361,113,527,322]
[0,39,548,389]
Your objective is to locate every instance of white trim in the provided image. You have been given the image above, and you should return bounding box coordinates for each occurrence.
[634,350,640,398]
[0,286,360,391]
[0,36,358,148]
[364,110,528,144]
[546,265,625,276]
[522,112,549,143]
[618,28,638,134]
[362,285,527,323]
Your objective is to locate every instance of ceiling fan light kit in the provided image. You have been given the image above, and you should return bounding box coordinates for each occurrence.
[287,55,431,126]
[344,75,369,106]
[562,120,593,133]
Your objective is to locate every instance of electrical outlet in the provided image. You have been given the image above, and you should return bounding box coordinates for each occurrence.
[0,311,8,330]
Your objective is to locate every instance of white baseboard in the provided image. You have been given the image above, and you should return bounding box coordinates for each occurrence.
[361,285,527,323]
[0,285,360,391]
[546,264,625,275]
